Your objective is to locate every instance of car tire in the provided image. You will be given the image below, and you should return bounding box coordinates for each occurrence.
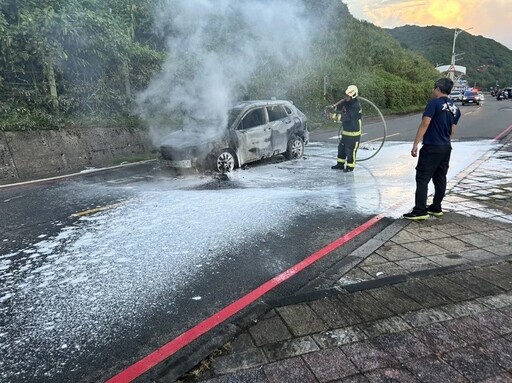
[284,136,304,160]
[211,149,237,173]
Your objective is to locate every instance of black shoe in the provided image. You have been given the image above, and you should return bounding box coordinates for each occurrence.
[427,204,443,217]
[343,167,354,172]
[331,163,344,170]
[403,211,429,221]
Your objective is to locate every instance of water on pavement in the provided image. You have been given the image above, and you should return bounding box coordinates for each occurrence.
[0,140,498,381]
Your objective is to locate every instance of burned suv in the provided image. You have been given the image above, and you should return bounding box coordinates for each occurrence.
[160,100,309,173]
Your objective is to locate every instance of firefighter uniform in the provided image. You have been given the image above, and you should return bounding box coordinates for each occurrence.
[332,86,362,172]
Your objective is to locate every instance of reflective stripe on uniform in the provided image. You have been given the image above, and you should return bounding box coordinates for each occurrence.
[342,130,361,137]
[342,116,362,137]
[347,141,359,168]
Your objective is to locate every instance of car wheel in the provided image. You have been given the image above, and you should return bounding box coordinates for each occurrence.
[211,149,236,173]
[285,137,304,160]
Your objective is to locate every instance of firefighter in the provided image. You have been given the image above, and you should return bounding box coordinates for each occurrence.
[331,85,362,172]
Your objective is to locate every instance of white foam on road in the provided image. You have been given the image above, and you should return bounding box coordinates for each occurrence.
[0,184,325,380]
[0,140,497,381]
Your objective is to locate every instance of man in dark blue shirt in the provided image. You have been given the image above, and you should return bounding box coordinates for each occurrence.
[404,78,461,220]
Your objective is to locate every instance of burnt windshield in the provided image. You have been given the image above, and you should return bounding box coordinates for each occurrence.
[228,107,244,128]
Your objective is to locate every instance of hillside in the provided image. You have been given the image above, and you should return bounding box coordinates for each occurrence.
[387,25,512,90]
[0,1,440,131]
[302,1,439,115]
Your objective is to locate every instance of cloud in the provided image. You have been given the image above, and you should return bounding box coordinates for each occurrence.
[344,0,512,49]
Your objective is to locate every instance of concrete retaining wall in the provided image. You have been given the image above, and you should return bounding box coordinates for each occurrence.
[0,127,155,185]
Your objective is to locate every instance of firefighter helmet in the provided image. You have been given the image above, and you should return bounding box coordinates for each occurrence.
[345,85,358,98]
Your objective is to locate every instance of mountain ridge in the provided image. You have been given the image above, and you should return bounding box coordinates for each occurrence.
[386,25,512,89]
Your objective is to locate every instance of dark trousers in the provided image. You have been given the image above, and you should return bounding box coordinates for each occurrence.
[414,144,452,214]
[337,135,360,168]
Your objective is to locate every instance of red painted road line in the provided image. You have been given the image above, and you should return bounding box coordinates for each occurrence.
[493,124,512,142]
[106,213,386,383]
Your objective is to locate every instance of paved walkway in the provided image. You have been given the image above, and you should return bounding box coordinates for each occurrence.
[177,136,512,383]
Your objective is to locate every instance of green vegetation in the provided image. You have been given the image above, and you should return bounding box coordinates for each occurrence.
[387,25,512,90]
[0,0,440,132]
[308,1,438,117]
[0,0,165,131]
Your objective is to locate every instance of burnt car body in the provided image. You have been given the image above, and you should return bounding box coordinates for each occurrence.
[160,100,309,173]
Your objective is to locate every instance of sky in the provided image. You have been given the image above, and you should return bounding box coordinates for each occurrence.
[344,0,512,50]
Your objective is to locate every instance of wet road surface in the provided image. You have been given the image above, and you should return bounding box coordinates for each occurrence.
[0,136,499,382]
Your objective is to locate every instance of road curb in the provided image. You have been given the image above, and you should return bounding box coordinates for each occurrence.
[134,301,271,383]
[263,254,512,308]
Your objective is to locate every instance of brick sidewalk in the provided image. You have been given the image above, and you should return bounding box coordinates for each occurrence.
[190,260,512,383]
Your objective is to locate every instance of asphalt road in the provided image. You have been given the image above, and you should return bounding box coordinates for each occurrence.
[0,96,510,383]
[314,96,512,144]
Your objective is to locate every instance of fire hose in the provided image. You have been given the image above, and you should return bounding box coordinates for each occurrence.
[324,96,387,162]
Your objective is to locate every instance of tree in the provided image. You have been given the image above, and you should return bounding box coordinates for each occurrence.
[0,0,164,127]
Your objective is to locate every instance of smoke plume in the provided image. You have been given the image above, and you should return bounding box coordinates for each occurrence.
[136,0,314,146]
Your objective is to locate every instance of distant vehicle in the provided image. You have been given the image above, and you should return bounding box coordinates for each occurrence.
[461,90,481,106]
[450,91,463,102]
[160,100,309,173]
[478,92,485,101]
[497,88,511,100]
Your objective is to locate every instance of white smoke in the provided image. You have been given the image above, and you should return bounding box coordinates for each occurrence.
[136,0,314,146]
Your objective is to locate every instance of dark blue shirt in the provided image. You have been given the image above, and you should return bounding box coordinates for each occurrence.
[422,97,461,145]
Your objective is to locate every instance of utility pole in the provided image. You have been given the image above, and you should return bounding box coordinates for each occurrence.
[448,27,472,81]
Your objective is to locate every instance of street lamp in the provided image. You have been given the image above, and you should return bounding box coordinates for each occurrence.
[448,27,473,80]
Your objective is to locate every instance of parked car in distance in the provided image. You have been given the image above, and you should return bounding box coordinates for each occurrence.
[450,91,463,102]
[160,100,309,173]
[461,90,481,106]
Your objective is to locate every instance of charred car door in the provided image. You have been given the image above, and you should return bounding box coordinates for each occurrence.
[267,104,294,153]
[235,107,272,164]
